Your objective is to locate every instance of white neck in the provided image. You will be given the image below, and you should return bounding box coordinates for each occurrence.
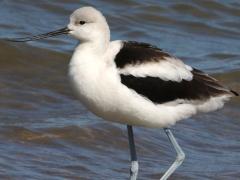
[76,22,110,54]
[75,38,109,55]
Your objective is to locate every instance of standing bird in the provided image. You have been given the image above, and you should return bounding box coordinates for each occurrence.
[9,6,238,180]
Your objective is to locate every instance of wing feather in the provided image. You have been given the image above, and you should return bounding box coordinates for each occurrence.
[115,41,237,104]
[115,41,193,82]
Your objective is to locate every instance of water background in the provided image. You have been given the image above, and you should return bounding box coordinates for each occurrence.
[0,0,239,179]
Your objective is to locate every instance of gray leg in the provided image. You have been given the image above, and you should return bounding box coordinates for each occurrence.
[127,125,139,180]
[160,128,185,180]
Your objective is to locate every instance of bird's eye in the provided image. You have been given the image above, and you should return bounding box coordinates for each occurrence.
[79,21,86,25]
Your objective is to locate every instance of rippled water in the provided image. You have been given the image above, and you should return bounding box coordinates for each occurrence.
[0,0,239,179]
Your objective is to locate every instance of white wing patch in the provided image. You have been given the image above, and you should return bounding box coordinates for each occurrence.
[118,57,193,82]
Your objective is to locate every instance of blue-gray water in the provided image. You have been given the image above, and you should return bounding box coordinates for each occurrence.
[0,0,239,179]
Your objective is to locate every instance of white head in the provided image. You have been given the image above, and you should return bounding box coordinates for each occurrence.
[10,7,110,47]
[68,7,110,43]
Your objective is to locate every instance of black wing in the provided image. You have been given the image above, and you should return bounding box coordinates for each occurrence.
[115,41,171,68]
[116,41,238,104]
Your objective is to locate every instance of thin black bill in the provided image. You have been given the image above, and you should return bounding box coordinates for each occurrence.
[7,27,70,42]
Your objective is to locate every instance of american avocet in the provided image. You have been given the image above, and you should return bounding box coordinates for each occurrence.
[9,6,238,180]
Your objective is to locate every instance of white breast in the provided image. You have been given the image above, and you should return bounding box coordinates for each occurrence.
[68,42,122,118]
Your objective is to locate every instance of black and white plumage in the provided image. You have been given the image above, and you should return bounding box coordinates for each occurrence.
[68,36,238,128]
[116,41,237,105]
[9,8,238,127]
[67,33,238,128]
[9,6,238,180]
